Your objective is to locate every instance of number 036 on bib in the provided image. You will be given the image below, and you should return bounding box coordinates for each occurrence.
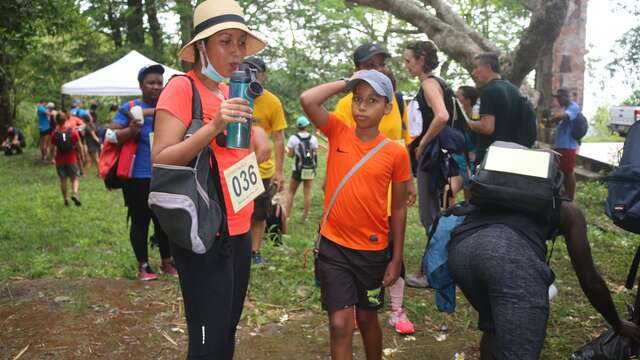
[223,152,265,213]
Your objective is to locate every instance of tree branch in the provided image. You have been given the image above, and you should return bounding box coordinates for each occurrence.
[504,0,569,85]
[345,0,488,71]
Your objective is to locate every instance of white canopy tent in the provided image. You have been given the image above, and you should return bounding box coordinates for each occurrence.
[61,50,182,96]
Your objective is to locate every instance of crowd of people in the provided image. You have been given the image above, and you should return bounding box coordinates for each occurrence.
[5,0,638,358]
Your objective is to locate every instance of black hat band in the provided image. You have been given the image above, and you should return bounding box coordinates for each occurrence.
[192,14,246,38]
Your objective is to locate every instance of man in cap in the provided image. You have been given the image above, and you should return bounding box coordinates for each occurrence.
[334,42,417,334]
[242,56,287,265]
[550,87,581,200]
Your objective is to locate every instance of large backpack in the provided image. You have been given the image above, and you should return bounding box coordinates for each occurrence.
[571,112,589,142]
[605,121,640,234]
[514,96,537,148]
[470,141,563,220]
[294,133,317,180]
[55,128,74,153]
[148,75,229,255]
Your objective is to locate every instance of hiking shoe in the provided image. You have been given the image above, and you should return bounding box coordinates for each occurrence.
[388,309,415,335]
[251,251,266,266]
[160,262,179,278]
[405,273,429,288]
[71,193,82,207]
[138,264,158,281]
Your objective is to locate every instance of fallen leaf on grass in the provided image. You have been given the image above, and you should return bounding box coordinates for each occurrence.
[171,327,184,334]
[12,344,29,360]
[161,331,177,346]
[403,336,416,341]
[383,348,398,356]
[279,314,289,325]
[435,334,447,342]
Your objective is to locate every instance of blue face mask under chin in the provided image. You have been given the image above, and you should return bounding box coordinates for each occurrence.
[199,44,229,82]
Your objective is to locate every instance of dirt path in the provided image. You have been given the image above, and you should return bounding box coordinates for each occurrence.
[1,279,479,359]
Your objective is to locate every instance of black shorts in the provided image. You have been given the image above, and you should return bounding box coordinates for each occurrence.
[39,129,51,137]
[251,178,272,221]
[291,170,302,182]
[56,164,80,178]
[315,236,389,312]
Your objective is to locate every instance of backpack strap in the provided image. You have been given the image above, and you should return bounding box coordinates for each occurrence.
[395,92,406,130]
[320,138,390,228]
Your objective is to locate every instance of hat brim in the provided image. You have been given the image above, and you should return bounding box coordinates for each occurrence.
[178,22,266,63]
[345,78,392,102]
[357,50,390,64]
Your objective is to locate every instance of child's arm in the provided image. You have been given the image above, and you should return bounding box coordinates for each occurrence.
[299,80,347,127]
[383,180,409,287]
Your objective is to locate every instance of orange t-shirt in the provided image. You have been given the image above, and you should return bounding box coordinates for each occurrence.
[318,113,411,251]
[64,116,84,130]
[156,71,253,236]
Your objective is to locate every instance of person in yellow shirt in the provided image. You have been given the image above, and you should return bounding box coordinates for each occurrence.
[243,57,287,265]
[333,43,417,335]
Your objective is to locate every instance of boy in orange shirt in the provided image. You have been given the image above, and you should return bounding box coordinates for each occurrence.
[300,70,410,360]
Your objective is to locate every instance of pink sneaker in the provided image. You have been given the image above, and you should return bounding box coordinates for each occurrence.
[388,309,415,335]
[138,264,158,281]
[160,262,179,278]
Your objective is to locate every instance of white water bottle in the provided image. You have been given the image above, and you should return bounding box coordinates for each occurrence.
[131,105,144,125]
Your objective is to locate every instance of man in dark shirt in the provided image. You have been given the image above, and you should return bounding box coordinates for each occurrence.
[468,53,523,162]
[2,126,26,156]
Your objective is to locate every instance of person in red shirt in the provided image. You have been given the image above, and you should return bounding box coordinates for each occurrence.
[51,110,82,206]
[300,70,411,360]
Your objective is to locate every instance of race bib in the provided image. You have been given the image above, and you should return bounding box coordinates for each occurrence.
[301,168,315,180]
[223,152,265,213]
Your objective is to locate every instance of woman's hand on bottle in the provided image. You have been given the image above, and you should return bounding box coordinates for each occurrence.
[209,98,252,134]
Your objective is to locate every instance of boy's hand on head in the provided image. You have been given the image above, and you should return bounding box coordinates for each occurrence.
[382,259,401,287]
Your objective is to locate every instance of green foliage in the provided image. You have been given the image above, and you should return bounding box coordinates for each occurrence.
[622,89,640,106]
[2,147,640,357]
[609,2,640,86]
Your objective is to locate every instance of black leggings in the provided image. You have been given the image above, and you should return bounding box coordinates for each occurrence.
[122,178,170,263]
[171,232,252,360]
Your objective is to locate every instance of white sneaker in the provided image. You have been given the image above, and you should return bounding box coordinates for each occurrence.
[405,273,429,288]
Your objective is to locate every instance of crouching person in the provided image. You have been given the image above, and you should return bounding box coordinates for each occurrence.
[448,201,640,359]
[300,70,411,360]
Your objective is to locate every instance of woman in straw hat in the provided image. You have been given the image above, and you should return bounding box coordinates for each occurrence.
[152,0,269,358]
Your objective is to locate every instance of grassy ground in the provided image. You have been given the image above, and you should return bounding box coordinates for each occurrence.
[1,147,639,358]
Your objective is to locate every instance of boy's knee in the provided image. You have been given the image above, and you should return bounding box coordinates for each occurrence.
[329,313,354,339]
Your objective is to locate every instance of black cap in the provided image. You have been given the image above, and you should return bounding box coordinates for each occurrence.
[137,64,165,84]
[353,43,390,66]
[243,57,267,72]
[553,88,570,98]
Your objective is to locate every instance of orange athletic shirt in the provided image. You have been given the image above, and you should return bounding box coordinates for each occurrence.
[156,70,253,236]
[317,113,411,251]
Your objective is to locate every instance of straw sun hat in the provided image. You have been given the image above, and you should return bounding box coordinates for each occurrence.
[178,0,266,63]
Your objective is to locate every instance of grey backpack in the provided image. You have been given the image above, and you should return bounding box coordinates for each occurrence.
[148,76,228,254]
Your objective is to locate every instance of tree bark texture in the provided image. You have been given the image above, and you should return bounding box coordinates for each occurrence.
[126,0,145,47]
[145,0,163,56]
[106,1,123,48]
[346,0,569,86]
[175,0,194,71]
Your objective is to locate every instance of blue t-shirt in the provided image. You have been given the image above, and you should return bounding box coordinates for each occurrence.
[37,106,50,132]
[554,101,580,150]
[71,107,89,119]
[113,99,155,179]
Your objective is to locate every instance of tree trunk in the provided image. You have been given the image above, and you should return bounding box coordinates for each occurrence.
[107,1,123,48]
[0,52,12,140]
[145,0,163,58]
[346,0,569,86]
[175,0,194,71]
[126,0,145,47]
